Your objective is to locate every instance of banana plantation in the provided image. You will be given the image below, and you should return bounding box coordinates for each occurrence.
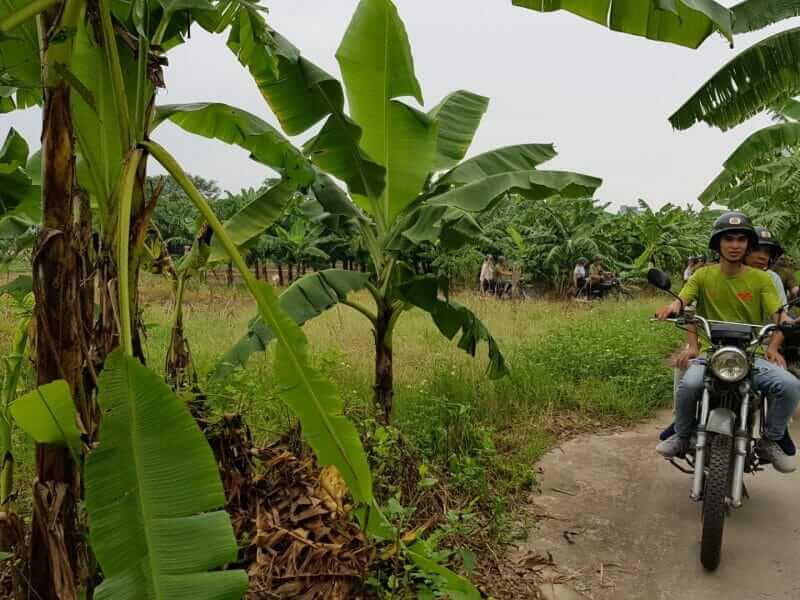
[0,0,798,598]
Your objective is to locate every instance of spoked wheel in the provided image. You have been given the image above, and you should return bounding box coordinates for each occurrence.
[701,433,732,571]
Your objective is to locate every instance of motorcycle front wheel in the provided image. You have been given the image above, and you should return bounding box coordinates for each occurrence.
[700,433,732,571]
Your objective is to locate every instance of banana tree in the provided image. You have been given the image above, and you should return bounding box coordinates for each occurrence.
[210,0,602,423]
[0,0,385,596]
[669,1,800,224]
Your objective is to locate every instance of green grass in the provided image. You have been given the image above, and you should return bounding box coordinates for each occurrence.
[1,273,682,520]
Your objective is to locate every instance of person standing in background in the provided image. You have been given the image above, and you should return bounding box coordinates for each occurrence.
[479,255,495,295]
[683,257,697,282]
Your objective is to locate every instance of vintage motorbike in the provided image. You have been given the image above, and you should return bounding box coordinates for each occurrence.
[648,268,799,571]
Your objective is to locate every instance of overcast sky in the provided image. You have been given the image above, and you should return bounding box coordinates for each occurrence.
[1,1,792,209]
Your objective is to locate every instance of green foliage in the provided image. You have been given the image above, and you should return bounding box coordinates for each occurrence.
[85,350,247,600]
[513,0,733,49]
[10,380,80,454]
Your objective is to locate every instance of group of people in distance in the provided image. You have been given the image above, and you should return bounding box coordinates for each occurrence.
[656,213,800,473]
[573,255,616,299]
[479,255,514,297]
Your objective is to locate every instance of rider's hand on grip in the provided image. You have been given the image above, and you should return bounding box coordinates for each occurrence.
[655,302,680,321]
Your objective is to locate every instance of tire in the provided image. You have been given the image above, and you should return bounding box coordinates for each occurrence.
[701,433,732,571]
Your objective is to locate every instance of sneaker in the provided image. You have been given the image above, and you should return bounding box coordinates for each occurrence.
[779,429,796,457]
[659,422,676,442]
[757,439,797,474]
[656,434,691,458]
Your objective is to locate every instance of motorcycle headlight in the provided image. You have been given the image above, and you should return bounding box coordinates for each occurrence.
[709,347,749,383]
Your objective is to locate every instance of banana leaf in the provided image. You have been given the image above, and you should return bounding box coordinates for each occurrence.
[723,122,800,172]
[671,27,800,131]
[209,178,296,263]
[211,269,370,380]
[513,0,732,48]
[428,90,490,171]
[397,276,508,379]
[228,12,385,198]
[436,144,558,187]
[153,102,315,186]
[731,0,800,34]
[336,0,437,223]
[85,350,248,600]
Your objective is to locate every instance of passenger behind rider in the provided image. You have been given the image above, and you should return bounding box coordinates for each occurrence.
[744,227,796,455]
[746,227,787,306]
[654,212,800,473]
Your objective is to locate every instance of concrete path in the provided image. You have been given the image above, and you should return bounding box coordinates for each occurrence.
[525,411,800,599]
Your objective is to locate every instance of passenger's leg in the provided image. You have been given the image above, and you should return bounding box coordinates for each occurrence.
[753,359,800,440]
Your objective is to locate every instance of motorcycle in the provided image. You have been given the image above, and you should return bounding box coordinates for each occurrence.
[648,268,799,571]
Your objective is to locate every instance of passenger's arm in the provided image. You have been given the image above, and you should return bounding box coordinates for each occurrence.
[767,311,788,368]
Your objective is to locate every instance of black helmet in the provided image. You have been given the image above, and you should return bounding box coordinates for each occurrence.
[753,226,784,260]
[709,211,757,252]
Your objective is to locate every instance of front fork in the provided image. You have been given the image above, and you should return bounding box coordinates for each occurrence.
[691,389,711,501]
[690,385,751,506]
[730,390,751,508]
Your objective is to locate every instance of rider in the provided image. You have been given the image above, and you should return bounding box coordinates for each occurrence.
[654,212,800,473]
[745,227,787,305]
[745,227,796,456]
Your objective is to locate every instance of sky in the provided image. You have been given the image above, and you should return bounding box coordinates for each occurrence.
[1,1,793,209]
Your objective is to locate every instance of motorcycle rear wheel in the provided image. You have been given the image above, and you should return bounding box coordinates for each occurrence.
[701,433,732,571]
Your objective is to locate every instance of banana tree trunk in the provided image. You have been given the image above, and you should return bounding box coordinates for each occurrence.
[30,20,83,597]
[165,276,194,390]
[277,263,284,286]
[288,263,294,282]
[373,302,394,424]
[254,258,261,280]
[227,261,234,287]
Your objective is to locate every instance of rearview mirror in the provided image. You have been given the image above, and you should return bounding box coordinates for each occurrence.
[647,269,672,292]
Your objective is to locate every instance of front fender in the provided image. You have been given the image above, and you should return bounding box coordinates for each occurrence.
[705,408,736,437]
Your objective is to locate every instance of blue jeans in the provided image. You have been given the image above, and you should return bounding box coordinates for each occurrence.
[675,358,800,441]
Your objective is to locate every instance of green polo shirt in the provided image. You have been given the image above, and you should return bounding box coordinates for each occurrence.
[679,265,781,325]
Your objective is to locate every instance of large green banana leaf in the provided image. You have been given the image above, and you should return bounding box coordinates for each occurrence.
[436,144,558,187]
[227,10,385,198]
[211,269,370,380]
[429,169,602,211]
[428,90,490,171]
[670,27,800,131]
[723,122,800,172]
[397,276,508,379]
[247,278,375,504]
[399,169,601,249]
[153,103,314,186]
[85,350,248,600]
[337,0,437,225]
[513,0,732,48]
[731,0,800,34]
[209,179,296,263]
[0,0,42,109]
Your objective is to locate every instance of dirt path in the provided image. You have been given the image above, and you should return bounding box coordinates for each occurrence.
[524,410,800,599]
